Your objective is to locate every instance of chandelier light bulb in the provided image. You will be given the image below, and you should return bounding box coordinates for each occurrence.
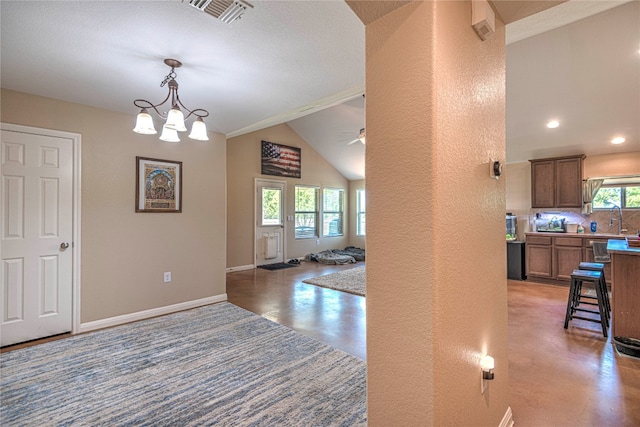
[133,109,157,135]
[159,125,181,143]
[188,117,209,141]
[165,105,187,132]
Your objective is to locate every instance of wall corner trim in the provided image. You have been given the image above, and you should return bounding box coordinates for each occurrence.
[77,294,228,334]
[499,406,514,427]
[226,265,255,273]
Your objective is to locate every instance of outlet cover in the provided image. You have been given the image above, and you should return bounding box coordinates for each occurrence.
[163,272,171,283]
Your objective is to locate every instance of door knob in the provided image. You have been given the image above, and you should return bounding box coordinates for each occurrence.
[60,242,70,250]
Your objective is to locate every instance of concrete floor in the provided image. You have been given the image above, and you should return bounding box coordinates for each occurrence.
[5,261,638,425]
[227,261,640,426]
[227,261,366,360]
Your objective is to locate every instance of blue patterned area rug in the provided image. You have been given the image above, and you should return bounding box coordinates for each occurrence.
[1,302,366,426]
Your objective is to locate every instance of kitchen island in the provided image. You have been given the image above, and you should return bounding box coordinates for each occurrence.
[607,238,640,358]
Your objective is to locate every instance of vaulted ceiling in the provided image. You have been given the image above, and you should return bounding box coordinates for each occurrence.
[1,1,637,181]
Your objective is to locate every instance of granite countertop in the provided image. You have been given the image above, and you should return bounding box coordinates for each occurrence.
[607,238,640,255]
[524,232,627,239]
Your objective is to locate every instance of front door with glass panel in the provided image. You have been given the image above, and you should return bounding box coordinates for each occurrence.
[255,180,285,266]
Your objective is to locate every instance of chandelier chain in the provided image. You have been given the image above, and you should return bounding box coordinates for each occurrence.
[160,68,178,88]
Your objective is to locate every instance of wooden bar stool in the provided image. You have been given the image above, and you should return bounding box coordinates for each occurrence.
[564,269,608,337]
[578,261,610,319]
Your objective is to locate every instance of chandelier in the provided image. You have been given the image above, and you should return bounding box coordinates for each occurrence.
[133,59,209,142]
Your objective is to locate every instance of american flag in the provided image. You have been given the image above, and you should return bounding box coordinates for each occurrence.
[261,141,301,178]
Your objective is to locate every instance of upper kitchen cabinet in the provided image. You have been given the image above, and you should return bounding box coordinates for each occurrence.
[530,160,555,207]
[530,155,585,208]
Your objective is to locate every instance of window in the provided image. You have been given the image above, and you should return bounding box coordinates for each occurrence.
[295,186,318,238]
[356,189,366,236]
[261,187,282,225]
[627,186,640,208]
[593,185,640,209]
[322,188,344,237]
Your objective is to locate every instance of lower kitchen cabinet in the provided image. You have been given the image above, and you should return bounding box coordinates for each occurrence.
[553,237,583,280]
[526,235,552,278]
[525,233,623,285]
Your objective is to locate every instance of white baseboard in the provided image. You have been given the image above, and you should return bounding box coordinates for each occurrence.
[226,264,255,273]
[499,406,514,427]
[78,294,228,334]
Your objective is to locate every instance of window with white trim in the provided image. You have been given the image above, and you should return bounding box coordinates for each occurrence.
[295,186,318,239]
[322,188,344,237]
[593,185,640,209]
[356,189,366,236]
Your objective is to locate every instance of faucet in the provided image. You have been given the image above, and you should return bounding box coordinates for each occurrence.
[609,205,623,235]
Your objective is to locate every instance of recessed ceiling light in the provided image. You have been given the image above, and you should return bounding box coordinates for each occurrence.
[611,136,625,145]
[546,120,560,129]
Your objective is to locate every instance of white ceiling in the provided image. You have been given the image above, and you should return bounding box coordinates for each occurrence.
[506,0,639,163]
[0,0,364,136]
[1,1,638,181]
[288,94,365,180]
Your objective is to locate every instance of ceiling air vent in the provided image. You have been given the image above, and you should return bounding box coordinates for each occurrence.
[187,0,253,24]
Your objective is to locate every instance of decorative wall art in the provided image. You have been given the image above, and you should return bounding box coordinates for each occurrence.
[136,156,182,213]
[261,140,301,178]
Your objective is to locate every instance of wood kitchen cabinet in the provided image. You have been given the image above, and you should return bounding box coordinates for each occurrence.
[553,237,583,280]
[526,235,552,278]
[530,160,555,208]
[525,233,624,285]
[530,155,585,208]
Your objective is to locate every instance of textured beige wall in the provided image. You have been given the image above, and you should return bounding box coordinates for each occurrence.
[505,162,531,212]
[584,152,640,178]
[227,123,349,268]
[505,162,532,238]
[348,179,366,248]
[365,2,509,425]
[1,89,227,323]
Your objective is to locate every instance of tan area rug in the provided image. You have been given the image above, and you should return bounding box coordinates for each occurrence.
[302,266,365,296]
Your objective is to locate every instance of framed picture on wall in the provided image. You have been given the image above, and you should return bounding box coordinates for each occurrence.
[261,140,301,178]
[136,156,182,213]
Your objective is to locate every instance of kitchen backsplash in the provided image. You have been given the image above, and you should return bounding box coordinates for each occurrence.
[509,208,640,240]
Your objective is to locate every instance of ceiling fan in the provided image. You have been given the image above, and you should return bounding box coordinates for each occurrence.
[347,128,366,145]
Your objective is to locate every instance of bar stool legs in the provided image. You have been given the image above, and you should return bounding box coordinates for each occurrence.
[578,262,610,319]
[564,269,608,337]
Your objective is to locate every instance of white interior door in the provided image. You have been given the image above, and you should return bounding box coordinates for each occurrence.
[255,180,285,266]
[1,129,74,346]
